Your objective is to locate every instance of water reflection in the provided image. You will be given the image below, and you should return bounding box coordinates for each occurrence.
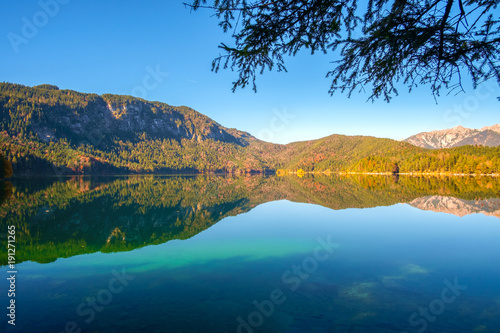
[409,195,500,217]
[1,174,499,265]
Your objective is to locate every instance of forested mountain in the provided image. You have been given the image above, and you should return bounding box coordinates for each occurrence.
[1,82,499,175]
[1,82,249,145]
[0,82,275,174]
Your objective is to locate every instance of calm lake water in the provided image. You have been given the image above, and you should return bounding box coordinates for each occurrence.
[1,175,500,332]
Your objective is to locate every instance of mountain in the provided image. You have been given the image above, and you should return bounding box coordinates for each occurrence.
[482,124,500,133]
[1,82,500,175]
[404,125,500,149]
[0,82,275,174]
[0,82,250,146]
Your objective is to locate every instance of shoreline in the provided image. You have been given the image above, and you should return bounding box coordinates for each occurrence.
[6,170,500,178]
[286,171,500,177]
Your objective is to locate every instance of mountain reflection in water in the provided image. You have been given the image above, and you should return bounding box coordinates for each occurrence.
[1,174,499,265]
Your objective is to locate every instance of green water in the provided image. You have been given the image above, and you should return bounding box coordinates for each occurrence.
[1,175,500,332]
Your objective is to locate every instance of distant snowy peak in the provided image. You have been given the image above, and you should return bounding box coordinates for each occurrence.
[481,124,500,133]
[404,124,500,149]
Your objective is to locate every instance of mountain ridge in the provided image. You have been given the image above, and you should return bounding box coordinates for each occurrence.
[2,82,252,147]
[1,82,499,175]
[404,124,500,149]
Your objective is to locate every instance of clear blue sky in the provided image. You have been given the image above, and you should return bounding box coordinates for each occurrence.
[1,1,498,144]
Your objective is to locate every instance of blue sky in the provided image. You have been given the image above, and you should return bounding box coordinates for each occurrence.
[1,1,498,144]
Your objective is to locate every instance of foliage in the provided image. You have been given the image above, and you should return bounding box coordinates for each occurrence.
[0,181,12,204]
[34,84,60,90]
[187,0,500,101]
[0,154,13,179]
[347,145,500,174]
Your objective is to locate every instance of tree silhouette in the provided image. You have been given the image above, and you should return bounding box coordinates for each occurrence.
[186,0,500,101]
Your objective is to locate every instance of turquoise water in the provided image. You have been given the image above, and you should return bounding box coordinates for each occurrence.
[1,176,500,332]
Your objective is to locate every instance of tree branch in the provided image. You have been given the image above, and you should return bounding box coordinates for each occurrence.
[438,0,454,61]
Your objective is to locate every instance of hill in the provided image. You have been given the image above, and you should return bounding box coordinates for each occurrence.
[278,134,422,171]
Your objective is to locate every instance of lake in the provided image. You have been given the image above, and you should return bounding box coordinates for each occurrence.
[1,175,500,332]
